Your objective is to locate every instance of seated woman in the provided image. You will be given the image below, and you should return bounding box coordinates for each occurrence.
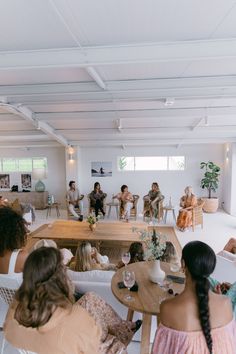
[117,242,144,268]
[32,239,74,266]
[70,241,116,271]
[113,185,134,222]
[143,182,164,219]
[89,182,106,217]
[152,241,236,354]
[0,206,28,275]
[208,237,236,317]
[224,238,236,254]
[4,247,141,354]
[176,186,197,231]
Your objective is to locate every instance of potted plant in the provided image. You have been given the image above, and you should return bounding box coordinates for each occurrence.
[132,227,167,283]
[87,214,99,231]
[200,161,221,213]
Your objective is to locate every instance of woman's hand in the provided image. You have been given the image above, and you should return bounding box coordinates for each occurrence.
[214,282,231,294]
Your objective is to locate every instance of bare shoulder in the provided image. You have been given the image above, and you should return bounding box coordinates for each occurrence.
[160,296,181,325]
[15,249,28,272]
[210,292,233,325]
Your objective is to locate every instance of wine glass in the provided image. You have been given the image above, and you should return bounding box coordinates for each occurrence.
[123,270,135,301]
[170,254,181,273]
[121,252,131,266]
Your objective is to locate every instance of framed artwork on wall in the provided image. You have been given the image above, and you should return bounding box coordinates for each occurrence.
[91,162,112,177]
[21,174,32,189]
[0,174,10,189]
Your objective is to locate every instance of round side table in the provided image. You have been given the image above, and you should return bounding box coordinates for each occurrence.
[111,261,184,354]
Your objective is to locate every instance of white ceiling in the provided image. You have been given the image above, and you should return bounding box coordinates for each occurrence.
[0,0,236,148]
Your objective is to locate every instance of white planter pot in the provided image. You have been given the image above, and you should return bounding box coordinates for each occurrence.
[149,260,165,284]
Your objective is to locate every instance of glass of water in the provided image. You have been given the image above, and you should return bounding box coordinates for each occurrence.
[122,252,131,266]
[123,270,135,301]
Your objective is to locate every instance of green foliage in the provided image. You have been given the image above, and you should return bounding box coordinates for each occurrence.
[200,161,220,198]
[119,157,127,171]
[132,227,167,260]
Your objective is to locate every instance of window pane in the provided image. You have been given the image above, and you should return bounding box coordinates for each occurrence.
[33,158,47,169]
[18,159,32,172]
[118,157,135,171]
[169,156,185,170]
[2,158,18,172]
[135,156,168,170]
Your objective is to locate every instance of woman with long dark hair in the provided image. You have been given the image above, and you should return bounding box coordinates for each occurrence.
[4,247,141,354]
[152,241,236,354]
[89,182,106,217]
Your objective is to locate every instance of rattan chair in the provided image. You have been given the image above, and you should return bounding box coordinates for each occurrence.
[66,194,84,219]
[119,195,139,220]
[191,198,205,231]
[0,274,35,354]
[143,197,164,223]
[87,193,107,217]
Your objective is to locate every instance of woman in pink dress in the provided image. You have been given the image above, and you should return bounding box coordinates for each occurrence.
[113,185,134,222]
[152,241,236,354]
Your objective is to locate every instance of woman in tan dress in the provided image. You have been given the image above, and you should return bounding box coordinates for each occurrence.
[4,247,141,354]
[176,186,197,231]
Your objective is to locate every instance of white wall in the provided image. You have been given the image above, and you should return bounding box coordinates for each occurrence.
[0,147,66,206]
[223,143,236,216]
[79,144,224,214]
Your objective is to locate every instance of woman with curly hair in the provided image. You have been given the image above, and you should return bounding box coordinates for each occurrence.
[4,247,141,354]
[0,206,28,274]
[152,241,236,354]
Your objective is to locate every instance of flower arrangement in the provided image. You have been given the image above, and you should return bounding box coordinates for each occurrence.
[87,213,99,225]
[132,227,167,261]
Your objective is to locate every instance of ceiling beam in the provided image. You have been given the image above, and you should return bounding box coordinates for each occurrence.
[2,76,236,102]
[1,39,236,70]
[70,137,236,148]
[35,106,236,121]
[0,102,70,147]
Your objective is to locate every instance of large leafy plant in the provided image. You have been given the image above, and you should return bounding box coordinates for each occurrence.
[200,161,220,198]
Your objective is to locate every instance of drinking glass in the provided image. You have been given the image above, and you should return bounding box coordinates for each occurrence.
[123,270,135,301]
[122,252,131,266]
[170,254,181,273]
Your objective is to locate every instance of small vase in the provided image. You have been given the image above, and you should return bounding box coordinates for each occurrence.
[89,223,96,231]
[149,260,165,284]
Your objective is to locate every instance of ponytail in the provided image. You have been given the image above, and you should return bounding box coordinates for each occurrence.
[182,241,216,354]
[195,277,212,354]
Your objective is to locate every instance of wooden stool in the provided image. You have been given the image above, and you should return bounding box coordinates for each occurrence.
[46,202,60,218]
[163,206,176,224]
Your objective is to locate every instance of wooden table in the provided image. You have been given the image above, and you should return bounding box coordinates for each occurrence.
[111,261,184,354]
[29,221,181,254]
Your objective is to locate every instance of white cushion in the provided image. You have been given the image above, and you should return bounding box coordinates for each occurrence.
[212,252,236,283]
[67,269,115,283]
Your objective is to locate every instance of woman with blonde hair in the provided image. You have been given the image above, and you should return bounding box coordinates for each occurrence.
[71,241,116,271]
[4,247,141,354]
[176,186,197,232]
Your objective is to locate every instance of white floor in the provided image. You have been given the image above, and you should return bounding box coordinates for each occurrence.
[1,208,236,354]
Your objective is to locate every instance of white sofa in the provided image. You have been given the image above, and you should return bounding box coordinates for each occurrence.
[67,269,157,342]
[212,250,236,283]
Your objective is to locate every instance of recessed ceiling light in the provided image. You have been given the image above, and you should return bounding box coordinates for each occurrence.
[164,98,175,107]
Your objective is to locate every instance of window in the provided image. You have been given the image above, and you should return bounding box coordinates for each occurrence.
[118,156,185,171]
[2,158,18,172]
[1,157,47,172]
[18,159,32,172]
[168,156,185,170]
[33,158,47,169]
[135,156,168,171]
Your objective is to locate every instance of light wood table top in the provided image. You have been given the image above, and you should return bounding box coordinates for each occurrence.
[29,221,181,254]
[31,220,147,242]
[111,261,185,354]
[111,261,184,315]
